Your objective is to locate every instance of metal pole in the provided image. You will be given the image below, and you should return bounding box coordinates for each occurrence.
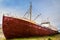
[30,2,32,21]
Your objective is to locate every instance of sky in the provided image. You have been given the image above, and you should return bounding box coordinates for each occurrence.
[0,0,60,30]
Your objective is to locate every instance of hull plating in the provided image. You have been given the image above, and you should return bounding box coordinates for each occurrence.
[2,16,58,39]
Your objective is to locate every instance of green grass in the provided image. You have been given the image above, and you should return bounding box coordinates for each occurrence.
[5,34,60,40]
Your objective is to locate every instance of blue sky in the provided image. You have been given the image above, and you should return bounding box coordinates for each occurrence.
[0,0,60,30]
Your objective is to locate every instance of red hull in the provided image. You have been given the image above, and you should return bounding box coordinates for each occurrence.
[2,16,58,39]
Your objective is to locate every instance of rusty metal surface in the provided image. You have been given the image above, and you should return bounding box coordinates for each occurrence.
[2,16,58,39]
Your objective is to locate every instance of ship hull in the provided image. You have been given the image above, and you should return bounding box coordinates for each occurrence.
[2,16,58,39]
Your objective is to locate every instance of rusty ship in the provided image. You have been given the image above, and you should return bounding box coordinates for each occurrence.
[2,2,58,39]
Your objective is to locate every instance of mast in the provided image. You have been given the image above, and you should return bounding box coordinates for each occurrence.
[30,2,32,21]
[23,2,32,21]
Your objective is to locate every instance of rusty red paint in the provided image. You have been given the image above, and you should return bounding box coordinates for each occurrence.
[2,16,58,39]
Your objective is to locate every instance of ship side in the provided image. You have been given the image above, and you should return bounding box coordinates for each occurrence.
[2,16,58,39]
